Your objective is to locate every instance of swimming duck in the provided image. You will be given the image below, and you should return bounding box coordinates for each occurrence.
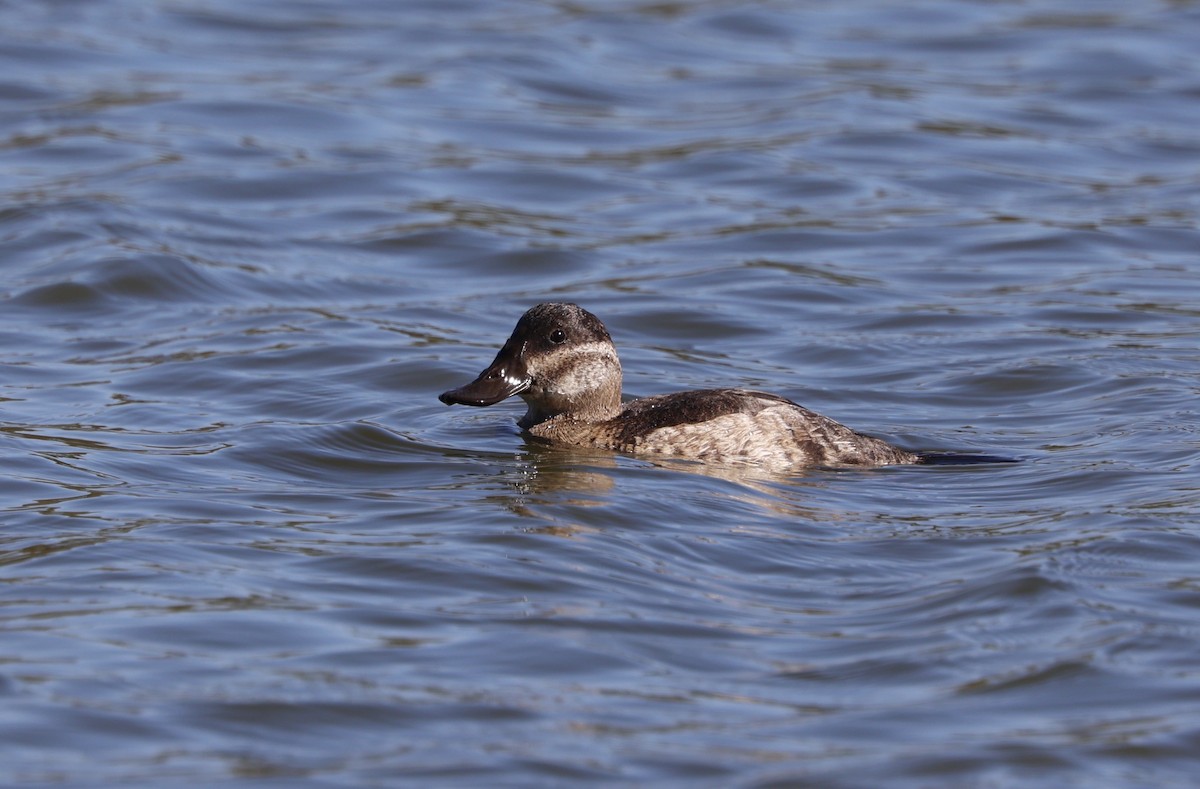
[438,302,943,469]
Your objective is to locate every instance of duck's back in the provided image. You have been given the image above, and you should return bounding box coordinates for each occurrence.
[591,388,918,468]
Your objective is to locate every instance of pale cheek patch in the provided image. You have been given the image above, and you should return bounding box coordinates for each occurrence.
[530,343,620,398]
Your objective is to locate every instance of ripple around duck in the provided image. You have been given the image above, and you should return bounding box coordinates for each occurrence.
[219,420,480,492]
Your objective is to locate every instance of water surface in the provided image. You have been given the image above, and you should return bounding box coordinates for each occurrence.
[2,1,1200,786]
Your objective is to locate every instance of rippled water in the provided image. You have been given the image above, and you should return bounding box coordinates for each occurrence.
[3,0,1200,785]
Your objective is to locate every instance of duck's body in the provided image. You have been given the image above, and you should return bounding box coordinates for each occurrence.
[525,388,917,467]
[439,303,922,469]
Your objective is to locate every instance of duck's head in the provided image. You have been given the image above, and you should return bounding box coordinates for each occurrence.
[439,303,623,427]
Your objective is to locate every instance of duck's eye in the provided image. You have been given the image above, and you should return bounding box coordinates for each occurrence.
[549,329,567,345]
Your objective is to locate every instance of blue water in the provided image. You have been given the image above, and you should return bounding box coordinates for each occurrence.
[2,1,1199,786]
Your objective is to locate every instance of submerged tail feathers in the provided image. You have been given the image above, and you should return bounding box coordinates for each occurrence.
[915,453,1018,466]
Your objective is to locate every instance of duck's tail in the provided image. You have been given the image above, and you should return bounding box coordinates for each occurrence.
[915,452,1019,466]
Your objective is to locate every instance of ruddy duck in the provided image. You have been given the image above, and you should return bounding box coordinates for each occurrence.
[440,303,1000,469]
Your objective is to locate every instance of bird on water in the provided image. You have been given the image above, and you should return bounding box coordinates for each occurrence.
[440,303,1011,470]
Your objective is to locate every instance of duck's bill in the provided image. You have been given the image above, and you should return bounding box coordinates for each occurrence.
[439,361,531,407]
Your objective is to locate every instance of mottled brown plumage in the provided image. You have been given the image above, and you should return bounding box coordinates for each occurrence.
[440,303,920,469]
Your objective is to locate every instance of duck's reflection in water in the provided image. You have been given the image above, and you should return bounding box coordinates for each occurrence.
[487,437,841,528]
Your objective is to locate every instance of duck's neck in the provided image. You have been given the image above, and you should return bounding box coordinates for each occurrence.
[518,373,623,430]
